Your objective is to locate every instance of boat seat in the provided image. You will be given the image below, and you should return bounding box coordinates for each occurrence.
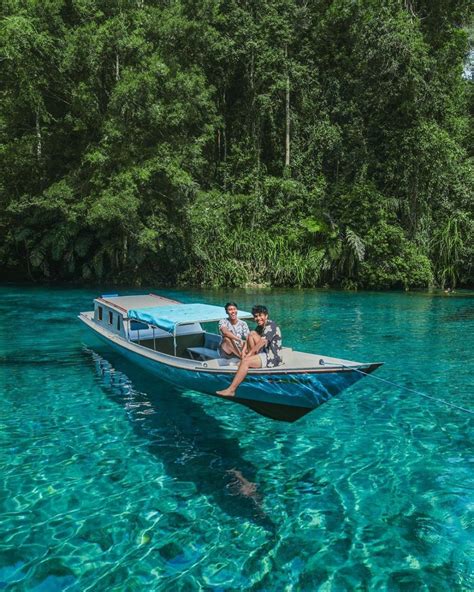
[187,333,222,361]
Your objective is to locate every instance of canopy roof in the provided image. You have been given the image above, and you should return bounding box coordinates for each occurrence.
[128,303,252,333]
[97,293,178,311]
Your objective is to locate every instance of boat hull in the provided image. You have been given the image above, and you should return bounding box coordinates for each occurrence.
[82,317,381,422]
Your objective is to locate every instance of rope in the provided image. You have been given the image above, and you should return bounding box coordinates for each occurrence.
[319,359,474,416]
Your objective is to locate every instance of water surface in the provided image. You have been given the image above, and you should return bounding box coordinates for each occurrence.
[1,286,473,590]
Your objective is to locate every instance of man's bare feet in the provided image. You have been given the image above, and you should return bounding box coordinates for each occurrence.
[216,388,235,397]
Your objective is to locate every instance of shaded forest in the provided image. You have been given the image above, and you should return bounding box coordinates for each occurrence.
[1,0,473,289]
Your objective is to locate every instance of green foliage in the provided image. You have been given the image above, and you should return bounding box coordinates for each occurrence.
[431,213,472,289]
[0,0,472,289]
[359,222,434,289]
[185,188,325,287]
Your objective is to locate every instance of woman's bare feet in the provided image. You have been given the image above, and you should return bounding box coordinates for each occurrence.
[216,388,235,397]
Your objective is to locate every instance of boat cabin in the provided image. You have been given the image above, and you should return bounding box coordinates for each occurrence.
[92,294,251,360]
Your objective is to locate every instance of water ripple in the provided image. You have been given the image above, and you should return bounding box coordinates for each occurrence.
[0,286,472,590]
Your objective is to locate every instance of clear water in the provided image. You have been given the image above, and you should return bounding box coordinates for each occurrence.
[1,285,473,591]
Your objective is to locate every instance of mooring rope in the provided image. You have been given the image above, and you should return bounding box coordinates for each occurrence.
[319,359,474,416]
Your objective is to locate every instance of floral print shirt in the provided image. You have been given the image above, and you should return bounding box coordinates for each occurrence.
[257,320,283,367]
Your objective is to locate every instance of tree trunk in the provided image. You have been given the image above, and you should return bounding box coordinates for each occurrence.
[123,235,128,266]
[36,110,42,160]
[222,89,227,164]
[250,46,256,150]
[115,52,120,82]
[285,45,290,169]
[250,45,261,175]
[222,125,227,191]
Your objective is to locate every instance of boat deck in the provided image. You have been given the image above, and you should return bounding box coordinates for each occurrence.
[203,349,364,371]
[80,310,374,372]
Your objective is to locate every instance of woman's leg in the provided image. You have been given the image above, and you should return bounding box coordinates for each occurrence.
[216,354,262,396]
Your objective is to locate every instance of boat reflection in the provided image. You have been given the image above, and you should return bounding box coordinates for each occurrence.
[84,346,275,532]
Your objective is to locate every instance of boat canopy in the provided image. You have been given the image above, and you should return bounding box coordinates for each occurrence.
[128,303,253,334]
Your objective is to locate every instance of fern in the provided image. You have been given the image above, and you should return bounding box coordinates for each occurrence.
[345,228,365,262]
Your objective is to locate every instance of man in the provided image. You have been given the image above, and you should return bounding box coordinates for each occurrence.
[216,304,283,397]
[219,302,250,359]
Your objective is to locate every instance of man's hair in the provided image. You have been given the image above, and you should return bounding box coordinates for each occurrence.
[225,302,238,312]
[251,304,268,316]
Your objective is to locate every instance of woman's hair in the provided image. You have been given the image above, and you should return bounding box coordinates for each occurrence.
[225,302,238,312]
[251,304,268,316]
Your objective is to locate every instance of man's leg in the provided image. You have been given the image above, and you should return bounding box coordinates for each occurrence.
[221,336,242,358]
[244,331,262,356]
[247,331,260,348]
[216,354,262,396]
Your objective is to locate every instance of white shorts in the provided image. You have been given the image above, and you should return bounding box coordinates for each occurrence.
[258,353,267,368]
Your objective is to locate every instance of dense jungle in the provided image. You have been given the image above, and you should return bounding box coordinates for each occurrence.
[1,0,473,289]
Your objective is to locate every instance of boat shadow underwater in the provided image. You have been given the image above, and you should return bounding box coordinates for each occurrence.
[83,345,277,533]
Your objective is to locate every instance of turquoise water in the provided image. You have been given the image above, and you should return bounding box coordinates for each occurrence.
[1,285,473,591]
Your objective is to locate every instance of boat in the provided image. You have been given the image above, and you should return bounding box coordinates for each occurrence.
[78,294,383,422]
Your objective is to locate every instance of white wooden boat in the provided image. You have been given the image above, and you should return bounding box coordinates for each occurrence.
[79,294,382,422]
